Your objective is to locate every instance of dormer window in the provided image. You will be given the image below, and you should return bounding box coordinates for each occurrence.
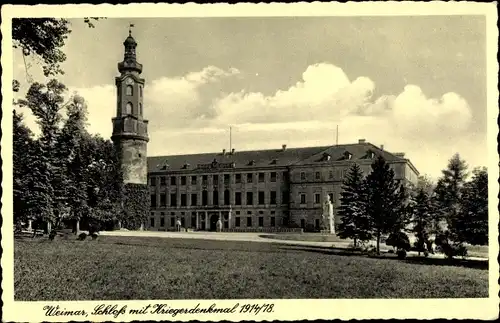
[182,163,190,169]
[343,151,352,160]
[270,159,278,165]
[365,149,376,159]
[159,160,169,170]
[321,153,331,161]
[248,160,256,166]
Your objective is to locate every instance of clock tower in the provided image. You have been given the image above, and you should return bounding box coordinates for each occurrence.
[112,28,150,229]
[112,28,149,185]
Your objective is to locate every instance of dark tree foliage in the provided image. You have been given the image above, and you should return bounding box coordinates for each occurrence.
[13,18,71,77]
[386,231,411,252]
[452,167,488,246]
[13,111,36,224]
[411,187,433,255]
[16,80,67,226]
[14,79,124,235]
[433,153,468,232]
[12,17,104,79]
[364,156,407,254]
[337,163,371,248]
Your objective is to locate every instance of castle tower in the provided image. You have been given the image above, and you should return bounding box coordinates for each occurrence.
[112,27,150,229]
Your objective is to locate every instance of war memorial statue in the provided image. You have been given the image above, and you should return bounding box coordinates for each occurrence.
[321,194,335,234]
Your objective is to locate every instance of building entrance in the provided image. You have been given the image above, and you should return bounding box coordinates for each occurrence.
[209,212,219,231]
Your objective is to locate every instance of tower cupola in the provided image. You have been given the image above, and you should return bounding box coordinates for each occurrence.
[118,26,143,74]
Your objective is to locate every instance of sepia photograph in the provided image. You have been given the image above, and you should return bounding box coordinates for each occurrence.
[2,2,499,322]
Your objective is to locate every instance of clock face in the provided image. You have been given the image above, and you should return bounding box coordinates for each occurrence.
[125,77,134,85]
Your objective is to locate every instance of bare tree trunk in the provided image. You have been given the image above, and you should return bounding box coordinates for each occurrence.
[376,232,380,254]
[354,237,357,248]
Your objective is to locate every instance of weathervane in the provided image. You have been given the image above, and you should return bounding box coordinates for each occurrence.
[128,23,135,36]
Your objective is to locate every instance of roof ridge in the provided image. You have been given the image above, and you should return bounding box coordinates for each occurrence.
[289,145,335,166]
[147,143,365,159]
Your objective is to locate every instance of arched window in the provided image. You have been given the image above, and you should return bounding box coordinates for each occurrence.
[139,85,143,97]
[125,102,133,115]
[126,85,133,96]
[139,103,143,116]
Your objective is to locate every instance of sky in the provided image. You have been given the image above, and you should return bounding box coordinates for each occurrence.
[12,16,488,180]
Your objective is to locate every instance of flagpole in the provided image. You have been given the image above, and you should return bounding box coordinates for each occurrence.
[336,125,339,146]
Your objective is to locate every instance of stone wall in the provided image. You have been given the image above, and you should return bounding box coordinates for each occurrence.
[120,139,148,185]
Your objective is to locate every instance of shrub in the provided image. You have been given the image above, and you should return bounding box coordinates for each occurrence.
[434,233,468,259]
[303,223,317,232]
[78,233,87,241]
[386,231,411,251]
[397,249,407,259]
[48,230,57,241]
[425,239,434,254]
[387,249,394,254]
[91,233,99,240]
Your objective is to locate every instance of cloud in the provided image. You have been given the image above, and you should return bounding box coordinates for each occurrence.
[146,66,240,129]
[15,63,481,179]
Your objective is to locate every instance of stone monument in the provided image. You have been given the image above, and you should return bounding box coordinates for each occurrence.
[216,218,223,232]
[322,194,335,234]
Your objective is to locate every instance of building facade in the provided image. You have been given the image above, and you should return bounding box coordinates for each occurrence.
[146,142,419,232]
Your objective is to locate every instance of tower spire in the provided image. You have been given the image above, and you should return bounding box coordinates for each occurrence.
[118,25,142,75]
[129,23,134,37]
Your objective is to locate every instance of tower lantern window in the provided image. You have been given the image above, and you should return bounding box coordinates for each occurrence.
[125,102,132,115]
[126,85,133,96]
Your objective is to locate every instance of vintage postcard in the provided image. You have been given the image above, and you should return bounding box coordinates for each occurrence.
[2,2,499,322]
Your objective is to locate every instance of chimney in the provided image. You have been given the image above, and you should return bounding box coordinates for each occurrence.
[222,149,226,155]
[358,139,366,144]
[394,152,406,158]
[231,148,235,154]
[380,144,384,151]
[282,144,287,151]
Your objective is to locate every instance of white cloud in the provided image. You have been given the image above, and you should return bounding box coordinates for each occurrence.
[16,63,481,179]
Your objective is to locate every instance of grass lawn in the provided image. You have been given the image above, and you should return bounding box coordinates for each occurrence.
[14,235,488,301]
[260,233,346,243]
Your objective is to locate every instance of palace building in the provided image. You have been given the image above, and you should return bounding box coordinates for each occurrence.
[112,30,420,232]
[146,142,419,232]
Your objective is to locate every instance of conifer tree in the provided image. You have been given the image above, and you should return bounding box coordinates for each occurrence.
[433,153,468,232]
[453,167,488,245]
[411,187,432,255]
[364,156,407,254]
[337,163,370,247]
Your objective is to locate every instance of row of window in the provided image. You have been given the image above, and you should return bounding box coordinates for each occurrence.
[150,169,352,187]
[150,172,286,187]
[298,169,348,181]
[149,215,280,228]
[299,192,336,205]
[151,190,289,207]
[148,215,320,230]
